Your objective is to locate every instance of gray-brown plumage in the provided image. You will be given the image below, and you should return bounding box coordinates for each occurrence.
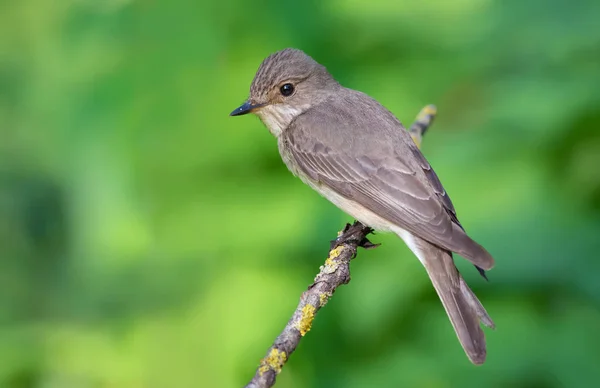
[230,48,495,364]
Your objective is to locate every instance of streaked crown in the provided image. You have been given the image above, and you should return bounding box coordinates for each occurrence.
[248,48,337,104]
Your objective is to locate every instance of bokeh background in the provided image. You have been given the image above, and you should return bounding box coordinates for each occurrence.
[2,0,600,387]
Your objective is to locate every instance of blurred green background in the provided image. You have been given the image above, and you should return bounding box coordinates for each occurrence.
[1,0,600,387]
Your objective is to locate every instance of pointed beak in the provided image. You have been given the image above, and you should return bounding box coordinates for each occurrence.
[229,101,265,117]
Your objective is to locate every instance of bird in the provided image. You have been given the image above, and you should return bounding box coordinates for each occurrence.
[230,48,495,364]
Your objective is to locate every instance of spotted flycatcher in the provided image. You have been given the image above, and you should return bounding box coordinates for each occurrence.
[230,48,495,364]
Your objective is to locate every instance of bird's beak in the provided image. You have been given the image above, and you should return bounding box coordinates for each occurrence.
[229,101,265,117]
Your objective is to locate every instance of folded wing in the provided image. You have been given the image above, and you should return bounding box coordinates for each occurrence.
[284,98,494,270]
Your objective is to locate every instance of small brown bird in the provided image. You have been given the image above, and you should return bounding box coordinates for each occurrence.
[230,48,495,364]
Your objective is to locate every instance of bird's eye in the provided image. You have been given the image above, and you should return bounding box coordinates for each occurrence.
[280,83,294,97]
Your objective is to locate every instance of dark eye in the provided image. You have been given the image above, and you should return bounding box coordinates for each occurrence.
[280,83,294,97]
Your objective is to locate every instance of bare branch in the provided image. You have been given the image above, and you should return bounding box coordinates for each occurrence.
[244,105,437,388]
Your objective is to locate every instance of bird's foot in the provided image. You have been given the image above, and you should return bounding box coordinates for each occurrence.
[330,221,380,250]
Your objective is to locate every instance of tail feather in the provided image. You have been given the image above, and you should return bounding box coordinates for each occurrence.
[459,276,495,329]
[400,231,495,364]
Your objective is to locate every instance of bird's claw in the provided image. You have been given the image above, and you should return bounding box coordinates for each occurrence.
[330,221,379,250]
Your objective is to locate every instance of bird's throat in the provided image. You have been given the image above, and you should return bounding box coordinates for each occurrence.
[256,104,304,137]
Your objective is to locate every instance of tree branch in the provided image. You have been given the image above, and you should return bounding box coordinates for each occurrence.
[244,105,438,388]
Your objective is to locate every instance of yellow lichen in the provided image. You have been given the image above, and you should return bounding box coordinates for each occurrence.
[324,246,344,267]
[319,292,332,307]
[323,258,333,268]
[323,246,345,274]
[258,348,287,375]
[411,133,422,148]
[297,304,316,336]
[329,245,344,259]
[417,104,437,121]
[412,104,437,149]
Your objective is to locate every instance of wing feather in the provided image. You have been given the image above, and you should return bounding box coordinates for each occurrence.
[283,94,494,270]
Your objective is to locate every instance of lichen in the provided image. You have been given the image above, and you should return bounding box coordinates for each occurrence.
[411,133,422,148]
[324,246,344,270]
[319,292,332,307]
[258,348,287,375]
[297,304,316,336]
[417,104,437,121]
[329,245,344,259]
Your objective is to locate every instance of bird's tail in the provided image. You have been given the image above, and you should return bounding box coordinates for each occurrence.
[403,233,495,364]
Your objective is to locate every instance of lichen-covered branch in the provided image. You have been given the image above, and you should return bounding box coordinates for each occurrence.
[244,105,437,388]
[409,104,436,145]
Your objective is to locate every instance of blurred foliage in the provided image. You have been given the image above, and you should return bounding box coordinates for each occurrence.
[1,0,600,387]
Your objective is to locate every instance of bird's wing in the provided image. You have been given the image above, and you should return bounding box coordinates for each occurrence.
[408,145,490,279]
[283,95,494,270]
